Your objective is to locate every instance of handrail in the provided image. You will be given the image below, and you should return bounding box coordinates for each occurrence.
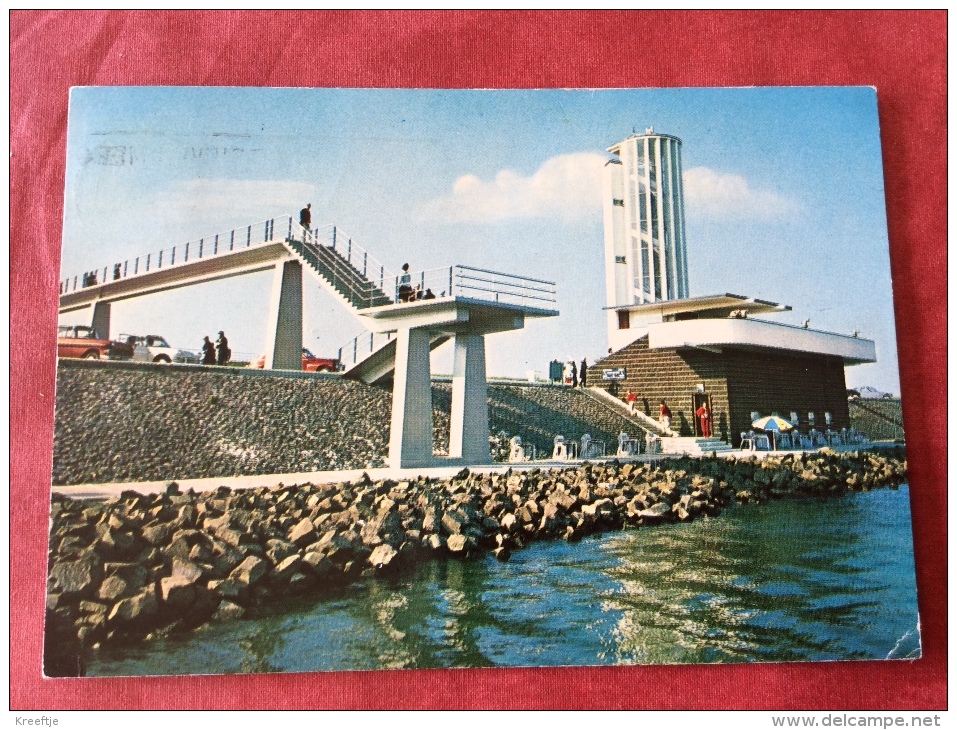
[60,215,559,316]
[60,216,291,295]
[336,330,395,368]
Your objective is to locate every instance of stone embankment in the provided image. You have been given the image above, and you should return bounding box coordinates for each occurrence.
[45,448,906,675]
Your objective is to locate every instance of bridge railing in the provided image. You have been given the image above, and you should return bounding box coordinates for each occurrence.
[337,330,396,369]
[60,217,291,295]
[393,264,557,309]
[60,217,558,314]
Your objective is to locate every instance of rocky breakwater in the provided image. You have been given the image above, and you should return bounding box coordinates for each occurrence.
[45,448,906,675]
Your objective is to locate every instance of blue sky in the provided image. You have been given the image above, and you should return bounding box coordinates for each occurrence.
[59,87,900,392]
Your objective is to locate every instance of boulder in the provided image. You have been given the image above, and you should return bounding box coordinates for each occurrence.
[368,544,398,569]
[229,556,267,586]
[49,555,103,599]
[211,600,246,622]
[108,586,158,624]
[98,575,136,603]
[159,576,196,610]
[446,534,470,553]
[288,517,318,547]
[271,555,303,582]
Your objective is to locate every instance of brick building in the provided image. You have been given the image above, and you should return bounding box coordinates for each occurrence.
[590,294,876,447]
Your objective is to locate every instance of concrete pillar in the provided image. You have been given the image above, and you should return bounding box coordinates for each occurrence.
[91,301,111,340]
[388,327,434,468]
[448,333,491,464]
[264,259,303,370]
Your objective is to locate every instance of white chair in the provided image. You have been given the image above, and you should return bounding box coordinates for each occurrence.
[508,436,526,463]
[740,431,755,450]
[552,435,569,461]
[617,432,638,457]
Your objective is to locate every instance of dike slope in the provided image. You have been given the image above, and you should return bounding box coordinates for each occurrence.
[53,364,640,485]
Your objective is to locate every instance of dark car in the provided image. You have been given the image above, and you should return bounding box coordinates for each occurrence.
[57,325,134,361]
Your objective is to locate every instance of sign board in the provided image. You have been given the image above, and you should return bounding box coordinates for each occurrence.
[602,367,626,381]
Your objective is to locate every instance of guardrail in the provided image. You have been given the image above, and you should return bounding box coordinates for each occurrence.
[394,264,557,309]
[60,216,558,315]
[60,216,292,295]
[336,330,395,369]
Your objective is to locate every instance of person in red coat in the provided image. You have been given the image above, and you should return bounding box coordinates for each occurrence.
[696,403,712,438]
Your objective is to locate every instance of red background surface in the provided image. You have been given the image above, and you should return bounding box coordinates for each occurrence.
[10,10,946,710]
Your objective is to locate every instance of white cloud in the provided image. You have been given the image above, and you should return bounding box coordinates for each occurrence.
[420,152,606,223]
[682,166,800,221]
[420,156,799,226]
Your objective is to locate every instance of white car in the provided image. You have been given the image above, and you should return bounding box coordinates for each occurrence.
[120,334,199,364]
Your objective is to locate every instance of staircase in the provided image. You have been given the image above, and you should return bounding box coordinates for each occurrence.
[339,332,452,385]
[584,386,676,437]
[284,230,450,384]
[285,236,393,310]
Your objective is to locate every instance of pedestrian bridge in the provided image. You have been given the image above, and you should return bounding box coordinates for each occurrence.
[59,214,559,467]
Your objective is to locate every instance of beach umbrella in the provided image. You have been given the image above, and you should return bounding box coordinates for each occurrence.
[751,415,794,450]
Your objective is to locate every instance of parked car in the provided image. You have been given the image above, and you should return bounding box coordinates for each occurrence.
[856,386,895,400]
[119,334,199,365]
[248,347,341,372]
[57,325,134,361]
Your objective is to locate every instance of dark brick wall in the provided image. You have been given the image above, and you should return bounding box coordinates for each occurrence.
[724,350,850,440]
[588,336,731,440]
[589,337,851,446]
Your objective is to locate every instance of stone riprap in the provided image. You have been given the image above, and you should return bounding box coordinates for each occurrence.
[45,448,906,676]
[53,366,640,485]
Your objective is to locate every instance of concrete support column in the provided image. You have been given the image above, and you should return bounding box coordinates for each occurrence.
[91,301,111,340]
[388,328,435,468]
[448,333,491,464]
[264,259,303,370]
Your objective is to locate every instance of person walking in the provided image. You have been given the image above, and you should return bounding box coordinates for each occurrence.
[299,203,312,240]
[201,336,216,366]
[625,390,637,415]
[580,358,588,388]
[216,331,230,366]
[659,399,672,430]
[570,361,578,388]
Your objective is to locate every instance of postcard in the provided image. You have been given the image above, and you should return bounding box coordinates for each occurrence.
[46,87,918,677]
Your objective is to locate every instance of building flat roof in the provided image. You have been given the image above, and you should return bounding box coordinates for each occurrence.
[604,293,791,318]
[648,317,876,365]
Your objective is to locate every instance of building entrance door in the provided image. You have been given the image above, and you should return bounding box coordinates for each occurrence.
[691,393,713,438]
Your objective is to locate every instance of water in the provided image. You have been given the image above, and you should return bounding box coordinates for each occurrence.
[86,485,921,675]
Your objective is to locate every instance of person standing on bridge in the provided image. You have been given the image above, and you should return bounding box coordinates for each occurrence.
[216,331,230,366]
[201,336,216,366]
[299,203,312,240]
[398,263,413,303]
